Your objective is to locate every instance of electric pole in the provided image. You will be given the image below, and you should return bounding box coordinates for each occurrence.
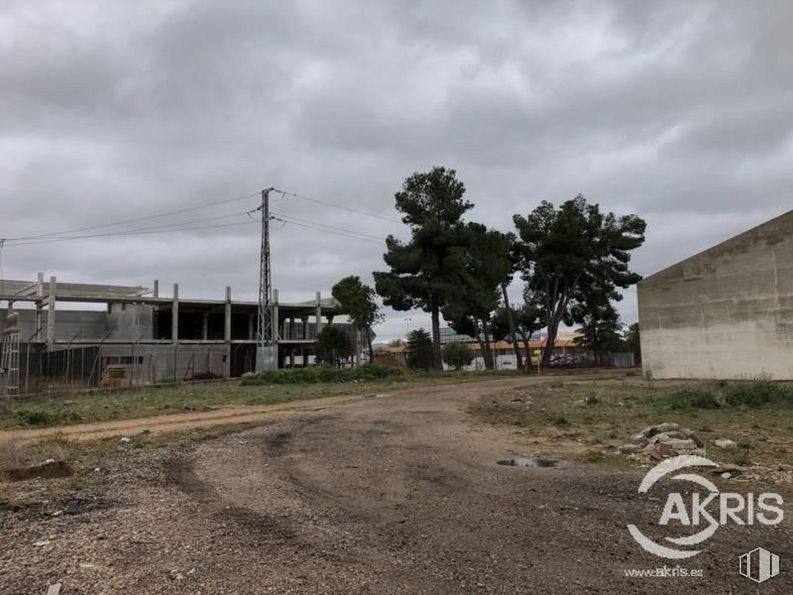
[256,187,275,371]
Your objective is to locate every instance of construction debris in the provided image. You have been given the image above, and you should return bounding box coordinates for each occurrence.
[714,438,737,449]
[620,422,705,460]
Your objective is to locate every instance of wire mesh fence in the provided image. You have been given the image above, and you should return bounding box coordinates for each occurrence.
[6,342,235,396]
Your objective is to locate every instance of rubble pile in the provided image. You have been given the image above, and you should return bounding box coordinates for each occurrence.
[619,422,705,460]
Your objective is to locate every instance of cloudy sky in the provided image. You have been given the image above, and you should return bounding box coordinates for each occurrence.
[1,0,791,341]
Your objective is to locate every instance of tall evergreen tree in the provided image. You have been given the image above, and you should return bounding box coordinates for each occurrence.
[405,328,434,371]
[332,275,383,363]
[512,195,645,366]
[442,223,512,369]
[315,326,353,367]
[492,292,543,369]
[374,167,473,371]
[624,322,641,364]
[574,303,626,366]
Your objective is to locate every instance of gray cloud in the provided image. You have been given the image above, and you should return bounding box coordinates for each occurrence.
[1,0,791,341]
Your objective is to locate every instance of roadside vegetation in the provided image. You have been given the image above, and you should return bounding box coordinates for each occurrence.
[372,166,647,372]
[470,377,793,469]
[239,363,404,385]
[0,365,530,432]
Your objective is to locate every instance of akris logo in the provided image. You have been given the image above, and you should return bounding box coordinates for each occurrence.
[627,455,784,559]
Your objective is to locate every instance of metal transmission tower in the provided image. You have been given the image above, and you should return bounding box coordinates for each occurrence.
[256,187,277,371]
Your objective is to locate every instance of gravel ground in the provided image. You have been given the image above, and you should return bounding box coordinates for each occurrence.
[1,376,791,594]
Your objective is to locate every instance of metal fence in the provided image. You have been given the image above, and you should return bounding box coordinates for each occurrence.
[6,342,232,395]
[0,319,20,396]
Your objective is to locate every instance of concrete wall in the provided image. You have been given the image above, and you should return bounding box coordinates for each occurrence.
[107,304,154,340]
[0,308,108,340]
[100,344,229,384]
[639,210,793,379]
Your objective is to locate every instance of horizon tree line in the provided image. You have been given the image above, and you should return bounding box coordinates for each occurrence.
[329,165,647,371]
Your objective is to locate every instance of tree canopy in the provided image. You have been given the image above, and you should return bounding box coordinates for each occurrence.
[512,195,646,365]
[405,328,434,371]
[332,275,383,363]
[624,322,641,363]
[573,303,626,366]
[315,326,353,367]
[491,295,543,368]
[374,167,473,370]
[442,342,474,371]
[370,168,648,374]
[442,223,512,369]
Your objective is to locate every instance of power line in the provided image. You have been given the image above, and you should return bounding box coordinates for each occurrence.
[271,211,384,242]
[273,188,402,224]
[0,185,393,252]
[2,212,386,249]
[2,185,401,246]
[3,211,254,246]
[2,191,260,242]
[272,214,384,245]
[276,218,383,244]
[3,220,259,248]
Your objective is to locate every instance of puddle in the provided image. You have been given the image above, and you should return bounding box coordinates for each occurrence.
[497,457,570,469]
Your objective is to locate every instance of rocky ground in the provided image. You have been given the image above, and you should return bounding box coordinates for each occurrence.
[1,375,792,594]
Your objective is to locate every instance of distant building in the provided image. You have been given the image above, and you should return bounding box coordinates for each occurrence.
[387,327,590,370]
[0,275,360,393]
[638,209,793,380]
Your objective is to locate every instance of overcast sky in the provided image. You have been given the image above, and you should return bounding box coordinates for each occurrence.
[1,0,791,341]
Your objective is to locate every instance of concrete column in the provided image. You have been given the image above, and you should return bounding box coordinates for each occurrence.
[247,313,255,340]
[302,316,308,340]
[272,289,279,342]
[153,279,159,298]
[172,283,179,344]
[202,312,209,340]
[224,286,231,342]
[289,317,295,341]
[223,287,232,379]
[34,272,43,339]
[315,291,323,338]
[47,276,56,348]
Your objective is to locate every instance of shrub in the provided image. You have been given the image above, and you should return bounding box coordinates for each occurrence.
[191,371,221,381]
[240,363,404,386]
[15,409,82,426]
[584,450,606,463]
[724,381,793,408]
[348,363,405,382]
[664,388,721,410]
[442,342,474,371]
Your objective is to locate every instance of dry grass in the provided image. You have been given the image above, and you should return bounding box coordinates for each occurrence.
[0,368,540,431]
[0,440,29,470]
[470,377,793,468]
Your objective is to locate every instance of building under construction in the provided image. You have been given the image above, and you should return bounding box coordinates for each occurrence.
[0,275,347,394]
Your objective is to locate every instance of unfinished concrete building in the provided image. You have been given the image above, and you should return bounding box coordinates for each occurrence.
[638,209,793,380]
[0,275,347,393]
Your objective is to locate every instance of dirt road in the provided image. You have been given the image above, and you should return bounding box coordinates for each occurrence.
[1,376,791,593]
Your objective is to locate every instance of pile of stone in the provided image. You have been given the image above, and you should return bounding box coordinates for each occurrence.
[619,422,705,460]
